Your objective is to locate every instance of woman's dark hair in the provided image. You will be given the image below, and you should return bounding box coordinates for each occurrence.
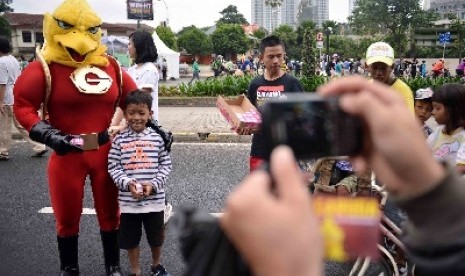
[129,31,158,64]
[124,89,153,110]
[433,83,465,134]
[0,36,12,53]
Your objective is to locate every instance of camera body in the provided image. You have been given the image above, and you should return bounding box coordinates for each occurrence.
[261,93,363,160]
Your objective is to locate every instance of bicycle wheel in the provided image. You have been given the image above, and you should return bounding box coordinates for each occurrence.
[374,244,399,276]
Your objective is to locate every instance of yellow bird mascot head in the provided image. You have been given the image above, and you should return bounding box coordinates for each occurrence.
[41,0,108,68]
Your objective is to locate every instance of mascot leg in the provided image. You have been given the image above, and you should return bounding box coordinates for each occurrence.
[88,145,121,275]
[48,153,87,275]
[57,235,79,276]
[100,230,121,276]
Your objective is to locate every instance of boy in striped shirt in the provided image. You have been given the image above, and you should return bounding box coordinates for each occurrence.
[108,90,172,276]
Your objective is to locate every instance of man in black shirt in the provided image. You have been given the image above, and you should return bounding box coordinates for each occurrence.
[247,35,303,171]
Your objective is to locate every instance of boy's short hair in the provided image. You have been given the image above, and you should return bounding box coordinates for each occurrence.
[259,35,284,54]
[124,90,153,110]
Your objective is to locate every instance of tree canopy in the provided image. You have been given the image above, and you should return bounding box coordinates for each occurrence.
[177,26,212,55]
[211,24,248,58]
[155,26,177,50]
[217,5,248,25]
[0,0,13,13]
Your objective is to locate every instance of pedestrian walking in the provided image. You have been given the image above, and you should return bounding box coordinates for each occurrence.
[161,58,167,82]
[108,90,172,276]
[246,35,303,171]
[0,35,47,160]
[188,57,200,85]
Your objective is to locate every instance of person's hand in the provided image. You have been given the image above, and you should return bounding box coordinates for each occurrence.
[108,125,126,139]
[141,182,153,197]
[129,181,144,200]
[221,146,323,276]
[317,76,445,199]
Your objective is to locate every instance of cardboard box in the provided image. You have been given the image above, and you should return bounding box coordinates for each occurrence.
[216,94,261,135]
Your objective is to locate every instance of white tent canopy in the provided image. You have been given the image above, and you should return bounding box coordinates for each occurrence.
[101,33,180,79]
[152,32,180,79]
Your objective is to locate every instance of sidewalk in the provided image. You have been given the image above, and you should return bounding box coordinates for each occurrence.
[12,104,251,143]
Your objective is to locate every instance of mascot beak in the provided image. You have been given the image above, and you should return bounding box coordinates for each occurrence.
[54,32,99,62]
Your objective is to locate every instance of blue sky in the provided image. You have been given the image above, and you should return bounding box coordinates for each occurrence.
[11,0,349,32]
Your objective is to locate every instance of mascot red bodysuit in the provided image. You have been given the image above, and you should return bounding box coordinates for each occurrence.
[13,1,136,275]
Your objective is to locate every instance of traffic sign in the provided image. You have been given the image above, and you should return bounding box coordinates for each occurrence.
[316,41,324,49]
[316,32,324,41]
[439,32,451,44]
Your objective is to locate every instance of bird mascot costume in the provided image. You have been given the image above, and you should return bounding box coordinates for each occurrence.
[13,0,137,275]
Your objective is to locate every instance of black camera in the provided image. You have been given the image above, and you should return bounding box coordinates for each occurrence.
[261,93,363,160]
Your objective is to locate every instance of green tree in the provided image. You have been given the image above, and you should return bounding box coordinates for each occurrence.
[272,24,298,59]
[348,0,422,57]
[211,24,248,59]
[217,5,248,25]
[177,26,212,55]
[451,18,465,61]
[253,27,267,40]
[0,17,11,38]
[297,21,315,42]
[155,25,177,50]
[301,28,316,76]
[0,0,13,13]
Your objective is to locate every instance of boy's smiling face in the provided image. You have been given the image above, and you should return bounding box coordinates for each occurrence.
[124,103,152,133]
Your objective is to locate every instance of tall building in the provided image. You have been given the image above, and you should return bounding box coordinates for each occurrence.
[295,0,329,28]
[349,0,357,16]
[422,0,431,10]
[251,0,301,32]
[428,0,465,19]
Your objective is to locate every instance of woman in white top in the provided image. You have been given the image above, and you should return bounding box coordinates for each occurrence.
[111,30,159,127]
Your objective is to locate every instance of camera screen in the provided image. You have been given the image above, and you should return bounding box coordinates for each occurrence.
[271,100,333,158]
[261,94,362,160]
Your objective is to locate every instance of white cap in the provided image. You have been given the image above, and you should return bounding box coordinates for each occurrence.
[415,88,433,100]
[366,42,395,66]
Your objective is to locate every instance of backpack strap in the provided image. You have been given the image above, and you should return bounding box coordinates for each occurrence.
[36,49,52,120]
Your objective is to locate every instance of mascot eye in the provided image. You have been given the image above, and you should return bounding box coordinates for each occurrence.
[88,26,100,34]
[55,19,73,29]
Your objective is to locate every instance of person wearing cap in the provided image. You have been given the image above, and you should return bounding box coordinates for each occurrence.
[414,88,434,137]
[365,42,414,112]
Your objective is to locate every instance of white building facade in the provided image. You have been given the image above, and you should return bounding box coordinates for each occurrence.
[251,0,301,32]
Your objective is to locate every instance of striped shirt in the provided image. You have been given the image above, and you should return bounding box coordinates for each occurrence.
[108,127,172,213]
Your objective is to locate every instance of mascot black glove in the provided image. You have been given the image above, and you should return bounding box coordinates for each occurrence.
[29,120,83,155]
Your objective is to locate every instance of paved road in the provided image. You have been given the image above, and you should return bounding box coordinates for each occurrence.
[0,141,388,275]
[0,141,249,275]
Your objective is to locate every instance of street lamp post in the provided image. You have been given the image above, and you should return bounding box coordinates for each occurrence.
[325,27,332,63]
[158,0,169,26]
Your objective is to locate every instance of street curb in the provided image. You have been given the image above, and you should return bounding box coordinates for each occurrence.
[174,132,251,143]
[12,132,252,143]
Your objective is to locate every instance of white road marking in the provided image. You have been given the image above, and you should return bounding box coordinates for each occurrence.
[38,207,223,217]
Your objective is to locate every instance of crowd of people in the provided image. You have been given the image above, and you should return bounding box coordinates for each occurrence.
[3,1,465,275]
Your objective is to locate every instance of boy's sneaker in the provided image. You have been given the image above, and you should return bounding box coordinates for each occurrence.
[150,264,170,276]
[0,153,9,161]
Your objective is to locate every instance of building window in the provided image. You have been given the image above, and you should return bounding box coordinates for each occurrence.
[35,32,44,43]
[22,31,32,43]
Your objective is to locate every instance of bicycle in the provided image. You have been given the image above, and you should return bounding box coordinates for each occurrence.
[308,158,414,275]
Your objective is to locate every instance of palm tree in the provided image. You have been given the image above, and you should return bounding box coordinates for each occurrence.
[265,0,283,32]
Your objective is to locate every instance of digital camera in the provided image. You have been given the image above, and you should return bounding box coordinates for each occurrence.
[260,93,363,160]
